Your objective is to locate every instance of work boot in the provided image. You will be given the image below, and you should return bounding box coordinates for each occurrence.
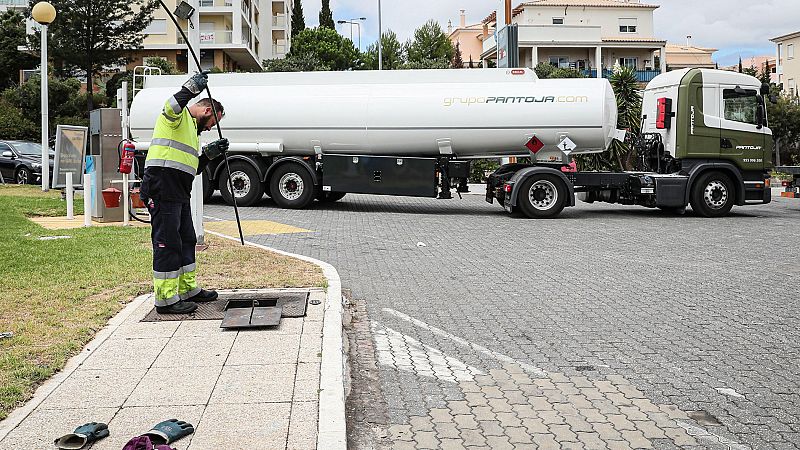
[186,289,218,303]
[156,300,198,314]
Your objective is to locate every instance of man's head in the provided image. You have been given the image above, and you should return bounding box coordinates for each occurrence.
[188,98,225,134]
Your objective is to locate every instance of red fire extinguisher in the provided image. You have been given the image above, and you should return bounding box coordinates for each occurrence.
[119,141,135,174]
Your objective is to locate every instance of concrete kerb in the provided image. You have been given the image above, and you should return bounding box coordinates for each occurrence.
[205,230,347,450]
[0,292,153,442]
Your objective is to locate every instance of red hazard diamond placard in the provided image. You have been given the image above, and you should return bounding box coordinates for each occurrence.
[526,136,544,154]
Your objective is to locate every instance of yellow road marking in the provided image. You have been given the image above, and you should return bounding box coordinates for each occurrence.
[204,220,311,236]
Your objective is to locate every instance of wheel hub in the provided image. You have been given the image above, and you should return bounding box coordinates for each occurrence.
[279,173,304,201]
[703,180,728,209]
[228,171,251,198]
[528,180,558,211]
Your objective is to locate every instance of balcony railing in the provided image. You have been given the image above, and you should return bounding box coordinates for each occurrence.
[178,30,233,45]
[581,68,661,82]
[272,13,286,27]
[198,0,232,6]
[242,2,251,19]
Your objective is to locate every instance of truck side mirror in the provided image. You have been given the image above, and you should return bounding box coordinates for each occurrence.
[755,101,765,129]
[760,83,771,96]
[769,95,778,104]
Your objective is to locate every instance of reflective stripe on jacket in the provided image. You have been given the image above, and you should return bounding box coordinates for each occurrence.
[145,96,200,175]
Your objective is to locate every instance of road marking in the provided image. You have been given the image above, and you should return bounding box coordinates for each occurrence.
[676,421,750,450]
[383,308,547,377]
[715,387,745,399]
[204,219,311,236]
[371,321,483,383]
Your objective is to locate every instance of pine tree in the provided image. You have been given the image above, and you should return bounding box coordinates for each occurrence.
[319,0,334,29]
[291,0,305,38]
[738,56,743,73]
[29,0,158,112]
[451,41,464,68]
[468,56,474,69]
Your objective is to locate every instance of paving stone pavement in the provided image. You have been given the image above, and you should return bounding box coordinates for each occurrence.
[205,192,800,449]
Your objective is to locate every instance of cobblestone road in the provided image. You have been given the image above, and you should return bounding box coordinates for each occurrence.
[205,192,800,449]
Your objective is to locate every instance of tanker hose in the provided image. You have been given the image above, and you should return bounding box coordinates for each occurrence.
[157,0,245,246]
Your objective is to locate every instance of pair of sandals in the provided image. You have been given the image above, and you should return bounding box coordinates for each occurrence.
[54,419,194,449]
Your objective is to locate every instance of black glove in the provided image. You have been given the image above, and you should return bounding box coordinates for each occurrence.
[54,422,109,449]
[203,138,229,160]
[183,71,209,95]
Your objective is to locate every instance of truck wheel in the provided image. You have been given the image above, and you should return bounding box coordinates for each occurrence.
[202,170,214,202]
[220,161,264,207]
[690,171,734,218]
[317,191,346,203]
[269,163,315,209]
[518,174,567,219]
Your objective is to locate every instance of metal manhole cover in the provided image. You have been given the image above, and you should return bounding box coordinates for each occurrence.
[141,290,310,322]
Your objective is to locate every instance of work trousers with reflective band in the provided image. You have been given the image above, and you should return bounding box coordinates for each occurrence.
[148,199,200,307]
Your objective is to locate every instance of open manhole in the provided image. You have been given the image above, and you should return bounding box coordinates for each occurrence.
[141,290,310,322]
[688,410,722,426]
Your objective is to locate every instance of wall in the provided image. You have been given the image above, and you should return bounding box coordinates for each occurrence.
[515,5,656,38]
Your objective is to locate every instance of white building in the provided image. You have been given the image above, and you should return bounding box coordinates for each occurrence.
[133,0,292,72]
[481,0,667,82]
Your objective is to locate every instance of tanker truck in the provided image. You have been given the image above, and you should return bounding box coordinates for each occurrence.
[128,67,773,218]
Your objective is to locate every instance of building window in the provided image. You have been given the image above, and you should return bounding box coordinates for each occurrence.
[143,19,167,35]
[552,17,564,25]
[549,56,569,68]
[789,79,796,96]
[619,18,637,33]
[723,88,759,125]
[789,44,795,59]
[618,57,638,69]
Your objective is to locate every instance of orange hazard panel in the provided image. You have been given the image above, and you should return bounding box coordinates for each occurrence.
[781,192,797,198]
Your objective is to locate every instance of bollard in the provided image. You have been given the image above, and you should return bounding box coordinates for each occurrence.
[83,173,91,227]
[66,172,74,220]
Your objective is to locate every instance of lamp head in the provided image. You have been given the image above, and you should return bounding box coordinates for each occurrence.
[32,1,57,25]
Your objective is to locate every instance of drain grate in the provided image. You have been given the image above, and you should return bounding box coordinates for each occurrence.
[141,290,309,322]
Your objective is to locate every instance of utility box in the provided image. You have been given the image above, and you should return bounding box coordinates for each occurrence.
[89,108,123,222]
[322,154,438,198]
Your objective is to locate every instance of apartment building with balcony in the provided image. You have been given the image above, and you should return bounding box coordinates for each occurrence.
[131,0,292,72]
[480,0,667,82]
[447,10,485,67]
[771,31,800,96]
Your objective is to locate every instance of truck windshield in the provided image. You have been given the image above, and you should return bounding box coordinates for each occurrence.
[723,89,758,125]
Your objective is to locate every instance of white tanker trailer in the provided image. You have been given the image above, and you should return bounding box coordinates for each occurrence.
[128,67,773,218]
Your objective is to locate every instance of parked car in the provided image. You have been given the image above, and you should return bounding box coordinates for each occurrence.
[0,140,55,185]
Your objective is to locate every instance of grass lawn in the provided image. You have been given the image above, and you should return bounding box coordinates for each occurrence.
[0,185,324,420]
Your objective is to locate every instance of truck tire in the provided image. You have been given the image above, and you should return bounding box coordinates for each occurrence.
[269,162,315,209]
[220,161,264,207]
[690,171,734,218]
[518,174,567,219]
[317,191,346,203]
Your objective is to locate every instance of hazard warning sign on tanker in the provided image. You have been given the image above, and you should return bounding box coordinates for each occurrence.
[558,137,577,153]
[526,136,544,153]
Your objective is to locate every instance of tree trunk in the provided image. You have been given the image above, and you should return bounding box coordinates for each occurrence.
[86,67,94,112]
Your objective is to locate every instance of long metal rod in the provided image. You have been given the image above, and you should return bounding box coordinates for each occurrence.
[157,0,245,245]
[40,24,49,191]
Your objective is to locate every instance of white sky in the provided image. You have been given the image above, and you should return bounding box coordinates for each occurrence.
[298,0,799,65]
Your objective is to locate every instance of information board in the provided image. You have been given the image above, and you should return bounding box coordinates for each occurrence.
[52,125,88,188]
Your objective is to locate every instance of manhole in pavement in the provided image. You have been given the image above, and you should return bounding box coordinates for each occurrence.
[140,290,310,322]
[575,365,596,372]
[688,410,722,426]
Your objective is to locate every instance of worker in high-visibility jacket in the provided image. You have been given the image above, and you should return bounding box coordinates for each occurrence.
[141,72,229,314]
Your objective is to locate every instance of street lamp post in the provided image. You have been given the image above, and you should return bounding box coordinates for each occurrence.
[377,0,382,70]
[337,17,366,51]
[32,1,56,192]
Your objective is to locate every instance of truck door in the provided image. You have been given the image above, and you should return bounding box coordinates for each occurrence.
[719,86,766,170]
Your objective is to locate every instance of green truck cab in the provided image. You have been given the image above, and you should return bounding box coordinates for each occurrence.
[641,68,772,216]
